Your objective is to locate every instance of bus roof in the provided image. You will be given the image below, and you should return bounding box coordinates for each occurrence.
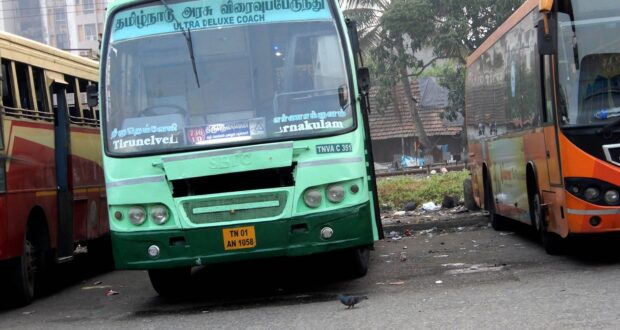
[0,31,98,79]
[466,0,538,67]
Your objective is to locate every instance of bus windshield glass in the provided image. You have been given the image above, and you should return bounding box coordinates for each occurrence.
[557,0,620,126]
[104,0,352,155]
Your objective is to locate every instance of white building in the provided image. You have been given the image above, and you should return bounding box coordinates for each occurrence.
[66,0,107,58]
[0,0,48,44]
[0,0,109,59]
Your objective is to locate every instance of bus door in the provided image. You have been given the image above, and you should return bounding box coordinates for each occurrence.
[48,72,74,261]
[542,55,562,186]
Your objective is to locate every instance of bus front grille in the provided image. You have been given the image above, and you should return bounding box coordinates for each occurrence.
[182,191,288,224]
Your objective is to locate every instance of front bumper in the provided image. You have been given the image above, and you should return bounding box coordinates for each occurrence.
[111,203,374,269]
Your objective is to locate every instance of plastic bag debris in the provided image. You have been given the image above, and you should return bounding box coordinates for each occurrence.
[105,289,119,296]
[422,202,441,212]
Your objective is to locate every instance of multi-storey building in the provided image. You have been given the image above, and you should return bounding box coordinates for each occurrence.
[0,0,108,59]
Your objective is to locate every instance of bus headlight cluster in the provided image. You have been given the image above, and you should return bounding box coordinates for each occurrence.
[128,206,147,225]
[304,189,322,208]
[326,185,345,203]
[150,205,169,225]
[303,184,348,208]
[605,190,620,205]
[126,204,169,226]
[584,187,600,201]
[566,178,620,206]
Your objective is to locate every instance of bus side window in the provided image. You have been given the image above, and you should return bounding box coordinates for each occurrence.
[2,60,19,113]
[15,62,34,113]
[0,59,16,110]
[32,66,50,120]
[78,79,95,124]
[67,76,82,123]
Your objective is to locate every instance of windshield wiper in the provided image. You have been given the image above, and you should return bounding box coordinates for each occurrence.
[159,0,200,88]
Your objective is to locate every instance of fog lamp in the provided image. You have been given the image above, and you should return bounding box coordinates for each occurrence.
[147,245,160,258]
[320,227,334,239]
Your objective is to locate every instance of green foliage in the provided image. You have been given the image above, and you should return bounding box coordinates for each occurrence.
[438,65,466,122]
[343,0,523,124]
[377,170,470,210]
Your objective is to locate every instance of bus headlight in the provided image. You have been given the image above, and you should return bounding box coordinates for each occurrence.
[128,206,147,225]
[584,187,600,201]
[326,184,345,203]
[151,205,169,225]
[604,190,620,205]
[304,189,322,208]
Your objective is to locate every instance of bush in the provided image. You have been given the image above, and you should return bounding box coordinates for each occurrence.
[377,170,470,210]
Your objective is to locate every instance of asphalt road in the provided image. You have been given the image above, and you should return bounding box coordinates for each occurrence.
[2,217,620,329]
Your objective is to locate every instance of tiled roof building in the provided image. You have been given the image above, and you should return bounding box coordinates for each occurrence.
[368,78,464,165]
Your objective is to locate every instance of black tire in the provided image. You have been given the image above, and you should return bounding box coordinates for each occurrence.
[344,247,370,278]
[485,177,507,230]
[532,193,566,255]
[463,178,478,211]
[88,236,115,271]
[8,237,37,306]
[148,267,192,297]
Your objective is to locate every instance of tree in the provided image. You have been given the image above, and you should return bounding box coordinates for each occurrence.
[343,0,523,158]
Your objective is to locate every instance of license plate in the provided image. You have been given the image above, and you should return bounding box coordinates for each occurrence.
[223,226,256,250]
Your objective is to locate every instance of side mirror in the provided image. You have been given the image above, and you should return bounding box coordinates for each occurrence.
[357,67,370,95]
[537,18,556,55]
[86,84,99,108]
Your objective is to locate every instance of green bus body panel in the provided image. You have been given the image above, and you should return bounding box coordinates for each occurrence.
[111,203,374,269]
[160,142,294,180]
[101,0,382,268]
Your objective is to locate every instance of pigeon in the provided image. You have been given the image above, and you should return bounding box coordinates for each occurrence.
[337,294,368,309]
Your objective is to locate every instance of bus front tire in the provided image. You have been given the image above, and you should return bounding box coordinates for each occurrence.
[532,193,565,255]
[148,267,191,297]
[345,247,370,278]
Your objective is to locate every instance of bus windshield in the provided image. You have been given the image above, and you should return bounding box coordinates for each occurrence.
[557,0,620,126]
[104,0,352,155]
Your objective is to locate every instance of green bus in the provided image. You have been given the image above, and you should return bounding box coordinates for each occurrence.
[94,0,382,295]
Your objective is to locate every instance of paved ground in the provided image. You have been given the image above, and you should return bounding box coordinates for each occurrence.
[2,212,620,329]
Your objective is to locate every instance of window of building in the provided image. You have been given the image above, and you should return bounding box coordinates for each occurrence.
[85,24,97,41]
[56,33,69,49]
[54,8,66,22]
[82,0,95,14]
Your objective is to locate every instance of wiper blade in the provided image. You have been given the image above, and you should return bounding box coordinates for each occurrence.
[185,28,200,87]
[159,0,200,87]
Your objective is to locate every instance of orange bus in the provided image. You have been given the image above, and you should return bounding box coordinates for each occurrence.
[0,31,107,305]
[465,0,620,254]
